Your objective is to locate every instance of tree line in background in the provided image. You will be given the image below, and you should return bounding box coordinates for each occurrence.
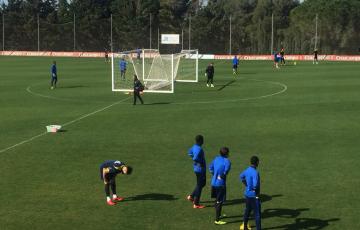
[0,0,359,54]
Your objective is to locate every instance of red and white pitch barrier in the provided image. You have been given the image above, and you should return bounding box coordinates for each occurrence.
[214,54,360,62]
[1,51,360,61]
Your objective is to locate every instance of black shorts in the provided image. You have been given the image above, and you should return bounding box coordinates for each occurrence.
[233,64,238,69]
[211,186,226,202]
[103,175,116,184]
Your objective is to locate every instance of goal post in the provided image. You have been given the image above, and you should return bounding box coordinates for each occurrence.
[111,48,198,93]
[174,49,199,83]
[111,49,174,93]
[111,50,140,93]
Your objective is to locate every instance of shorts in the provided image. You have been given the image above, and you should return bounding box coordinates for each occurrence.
[233,64,238,69]
[211,186,226,203]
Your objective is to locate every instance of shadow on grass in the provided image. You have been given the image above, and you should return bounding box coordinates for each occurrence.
[217,80,236,91]
[56,129,67,133]
[201,194,282,206]
[221,200,339,229]
[262,208,309,219]
[225,207,339,228]
[143,102,172,106]
[262,217,340,230]
[58,85,86,89]
[125,193,178,201]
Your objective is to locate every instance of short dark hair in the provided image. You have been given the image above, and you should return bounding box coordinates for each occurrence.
[220,147,229,157]
[126,166,133,175]
[195,135,204,145]
[250,156,259,166]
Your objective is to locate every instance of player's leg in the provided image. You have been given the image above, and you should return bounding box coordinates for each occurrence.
[110,179,124,202]
[190,173,197,201]
[210,75,214,87]
[138,93,144,104]
[104,183,115,205]
[206,76,210,87]
[254,198,261,230]
[133,91,137,105]
[243,197,253,229]
[214,187,226,224]
[193,172,206,208]
[54,77,57,88]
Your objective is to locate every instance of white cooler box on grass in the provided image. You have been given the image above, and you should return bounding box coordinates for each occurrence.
[46,125,62,133]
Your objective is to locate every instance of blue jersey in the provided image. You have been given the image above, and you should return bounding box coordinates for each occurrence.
[51,64,57,77]
[188,144,206,174]
[119,60,127,71]
[239,166,260,198]
[232,57,239,65]
[99,160,124,180]
[209,156,231,187]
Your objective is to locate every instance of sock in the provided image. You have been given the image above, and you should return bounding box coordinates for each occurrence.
[112,194,117,199]
[107,197,111,202]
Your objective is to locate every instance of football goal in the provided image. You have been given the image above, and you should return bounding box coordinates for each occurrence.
[111,49,174,93]
[111,49,199,93]
[174,49,198,82]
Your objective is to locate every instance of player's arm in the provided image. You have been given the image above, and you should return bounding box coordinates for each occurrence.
[239,171,247,186]
[253,173,260,196]
[209,160,214,175]
[102,168,110,184]
[220,160,231,179]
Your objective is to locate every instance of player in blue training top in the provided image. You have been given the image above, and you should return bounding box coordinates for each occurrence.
[239,156,261,230]
[99,160,133,206]
[119,57,127,80]
[232,55,239,75]
[187,135,206,209]
[273,51,280,69]
[50,61,57,89]
[209,147,231,225]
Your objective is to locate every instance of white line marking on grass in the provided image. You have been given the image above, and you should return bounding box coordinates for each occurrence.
[0,97,130,154]
[0,132,48,154]
[26,85,84,102]
[26,84,113,104]
[172,79,287,104]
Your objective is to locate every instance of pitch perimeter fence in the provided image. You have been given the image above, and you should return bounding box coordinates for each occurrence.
[0,13,359,54]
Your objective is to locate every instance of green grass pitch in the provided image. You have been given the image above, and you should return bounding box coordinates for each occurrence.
[0,56,359,229]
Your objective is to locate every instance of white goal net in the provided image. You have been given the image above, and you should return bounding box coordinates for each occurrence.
[174,49,198,82]
[111,49,174,93]
[111,49,198,93]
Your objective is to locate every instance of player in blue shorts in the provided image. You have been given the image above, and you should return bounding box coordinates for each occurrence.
[50,61,57,89]
[232,55,239,75]
[273,51,280,69]
[119,57,127,80]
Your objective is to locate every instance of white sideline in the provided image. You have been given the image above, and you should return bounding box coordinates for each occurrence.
[0,97,130,154]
